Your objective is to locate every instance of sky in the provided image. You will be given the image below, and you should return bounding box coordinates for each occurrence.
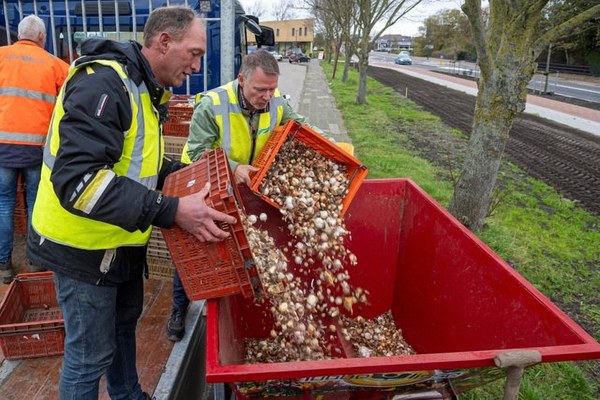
[237,0,463,37]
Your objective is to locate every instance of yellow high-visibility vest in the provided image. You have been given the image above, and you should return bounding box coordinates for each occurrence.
[32,59,166,250]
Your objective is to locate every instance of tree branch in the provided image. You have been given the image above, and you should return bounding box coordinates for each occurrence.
[534,4,600,55]
[462,0,491,78]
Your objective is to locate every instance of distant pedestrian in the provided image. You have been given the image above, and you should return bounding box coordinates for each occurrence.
[0,14,69,283]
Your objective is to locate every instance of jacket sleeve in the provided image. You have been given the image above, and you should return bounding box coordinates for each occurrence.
[50,65,179,232]
[185,96,221,162]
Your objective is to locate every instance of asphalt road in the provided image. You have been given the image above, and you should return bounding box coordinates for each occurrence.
[370,52,600,104]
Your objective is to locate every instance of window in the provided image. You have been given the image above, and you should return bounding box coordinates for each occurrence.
[291,28,295,36]
[304,27,307,36]
[298,27,302,36]
[276,28,279,36]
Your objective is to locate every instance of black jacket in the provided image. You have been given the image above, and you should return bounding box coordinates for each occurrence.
[27,39,185,285]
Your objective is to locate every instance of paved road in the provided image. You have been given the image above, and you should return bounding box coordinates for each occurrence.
[370,52,600,104]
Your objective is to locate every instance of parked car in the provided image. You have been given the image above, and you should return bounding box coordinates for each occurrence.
[270,51,283,61]
[394,54,413,65]
[289,53,311,63]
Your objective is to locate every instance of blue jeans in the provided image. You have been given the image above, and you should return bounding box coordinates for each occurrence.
[172,270,190,310]
[0,166,40,262]
[53,271,146,400]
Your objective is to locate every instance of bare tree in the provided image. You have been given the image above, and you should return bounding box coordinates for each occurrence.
[310,0,340,63]
[353,0,423,104]
[448,1,600,231]
[243,0,267,19]
[307,0,355,80]
[271,0,299,21]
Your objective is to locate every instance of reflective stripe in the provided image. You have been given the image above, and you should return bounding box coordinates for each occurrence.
[269,96,285,132]
[0,131,45,144]
[214,88,232,155]
[42,137,54,169]
[73,169,116,214]
[126,82,144,181]
[100,248,116,273]
[0,87,57,103]
[70,172,93,202]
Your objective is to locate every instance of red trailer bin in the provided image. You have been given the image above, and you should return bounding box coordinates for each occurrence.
[205,179,600,399]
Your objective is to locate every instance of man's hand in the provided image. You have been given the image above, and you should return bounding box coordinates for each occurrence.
[233,164,259,186]
[174,182,237,242]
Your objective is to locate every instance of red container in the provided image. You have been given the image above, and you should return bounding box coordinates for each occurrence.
[0,272,64,360]
[163,94,194,137]
[205,179,600,399]
[161,148,261,300]
[249,120,368,215]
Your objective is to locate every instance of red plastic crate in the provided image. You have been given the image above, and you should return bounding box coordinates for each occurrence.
[250,120,368,215]
[163,119,191,137]
[163,95,195,137]
[161,148,261,300]
[0,272,64,360]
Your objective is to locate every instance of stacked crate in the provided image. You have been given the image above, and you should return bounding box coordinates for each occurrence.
[148,95,195,280]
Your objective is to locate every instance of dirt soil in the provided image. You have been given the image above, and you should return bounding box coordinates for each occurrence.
[368,66,600,216]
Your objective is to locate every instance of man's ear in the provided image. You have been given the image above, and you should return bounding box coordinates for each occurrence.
[158,32,170,54]
[238,73,245,88]
[37,32,45,46]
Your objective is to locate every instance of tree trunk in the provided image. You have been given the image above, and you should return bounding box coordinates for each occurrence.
[356,58,368,103]
[332,37,343,79]
[448,72,524,231]
[342,51,351,83]
[355,39,370,104]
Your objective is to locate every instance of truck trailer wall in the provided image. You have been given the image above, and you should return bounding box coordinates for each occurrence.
[0,0,250,94]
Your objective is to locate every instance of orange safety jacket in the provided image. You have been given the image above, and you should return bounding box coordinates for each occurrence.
[0,40,69,146]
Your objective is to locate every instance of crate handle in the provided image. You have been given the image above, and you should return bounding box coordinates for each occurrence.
[288,123,302,140]
[340,164,367,195]
[14,272,54,282]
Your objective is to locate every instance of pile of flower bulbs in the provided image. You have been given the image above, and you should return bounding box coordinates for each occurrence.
[244,216,326,362]
[244,139,414,363]
[260,140,367,317]
[340,311,415,357]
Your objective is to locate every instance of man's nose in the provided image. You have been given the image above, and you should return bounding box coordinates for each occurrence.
[191,57,202,73]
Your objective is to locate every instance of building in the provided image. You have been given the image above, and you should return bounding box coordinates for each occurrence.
[375,34,413,53]
[248,18,315,57]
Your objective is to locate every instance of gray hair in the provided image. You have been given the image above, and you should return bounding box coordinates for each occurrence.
[143,5,202,47]
[240,49,280,79]
[18,15,46,41]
